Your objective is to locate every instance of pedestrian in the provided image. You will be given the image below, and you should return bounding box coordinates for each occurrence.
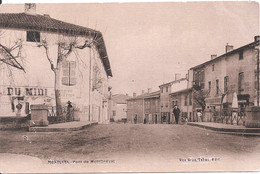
[67,101,73,121]
[173,105,180,124]
[197,110,202,122]
[144,117,147,124]
[134,115,137,124]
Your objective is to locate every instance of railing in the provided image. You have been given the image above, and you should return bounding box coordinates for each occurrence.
[47,106,74,124]
[208,109,247,126]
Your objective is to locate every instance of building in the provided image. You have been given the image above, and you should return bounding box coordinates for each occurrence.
[0,4,112,123]
[190,36,259,121]
[169,88,192,122]
[126,92,148,123]
[159,74,188,123]
[108,94,131,122]
[144,90,160,124]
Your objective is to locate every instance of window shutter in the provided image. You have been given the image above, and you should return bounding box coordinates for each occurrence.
[62,61,77,86]
[69,61,76,86]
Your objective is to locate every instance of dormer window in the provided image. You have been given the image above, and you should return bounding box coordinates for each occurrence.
[26,31,40,42]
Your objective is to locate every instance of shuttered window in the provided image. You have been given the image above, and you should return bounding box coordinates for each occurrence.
[238,72,244,93]
[62,61,77,86]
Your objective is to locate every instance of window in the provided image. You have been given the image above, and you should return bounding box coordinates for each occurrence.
[161,87,163,93]
[184,95,188,106]
[208,81,211,94]
[62,61,77,86]
[238,72,244,93]
[113,110,116,116]
[216,79,219,95]
[239,50,243,60]
[166,86,168,92]
[194,72,199,86]
[224,76,229,93]
[200,70,205,89]
[212,64,215,71]
[189,94,192,105]
[194,70,205,89]
[26,31,40,42]
[255,70,258,90]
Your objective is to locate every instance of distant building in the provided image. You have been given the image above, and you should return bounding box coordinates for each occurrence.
[126,92,147,124]
[159,74,188,123]
[0,4,112,123]
[108,94,131,122]
[144,90,160,124]
[190,36,260,119]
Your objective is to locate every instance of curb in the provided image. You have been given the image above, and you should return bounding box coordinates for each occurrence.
[187,122,260,136]
[28,122,98,132]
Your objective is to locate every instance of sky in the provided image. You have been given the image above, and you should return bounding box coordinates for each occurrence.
[0,2,259,96]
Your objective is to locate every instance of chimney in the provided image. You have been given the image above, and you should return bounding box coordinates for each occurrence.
[211,54,217,60]
[175,73,181,81]
[25,3,36,15]
[254,35,260,42]
[148,88,152,93]
[133,92,136,97]
[226,43,233,53]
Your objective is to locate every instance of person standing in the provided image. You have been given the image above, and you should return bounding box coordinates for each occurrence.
[134,115,137,124]
[173,105,180,124]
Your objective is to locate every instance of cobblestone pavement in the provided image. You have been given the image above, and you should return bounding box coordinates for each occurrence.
[0,123,259,172]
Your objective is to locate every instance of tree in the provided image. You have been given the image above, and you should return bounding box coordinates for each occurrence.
[37,34,94,118]
[0,30,25,72]
[192,84,209,112]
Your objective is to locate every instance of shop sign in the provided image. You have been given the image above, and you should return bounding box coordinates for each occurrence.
[205,97,221,105]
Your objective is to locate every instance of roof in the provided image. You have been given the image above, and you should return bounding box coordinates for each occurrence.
[190,39,259,71]
[127,90,160,101]
[0,13,112,77]
[144,90,160,99]
[111,94,131,104]
[169,88,192,96]
[159,78,187,87]
[126,93,149,101]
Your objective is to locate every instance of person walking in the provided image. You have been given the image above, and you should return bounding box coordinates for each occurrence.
[173,105,180,124]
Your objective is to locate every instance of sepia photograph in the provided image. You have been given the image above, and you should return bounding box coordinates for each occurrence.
[0,1,259,173]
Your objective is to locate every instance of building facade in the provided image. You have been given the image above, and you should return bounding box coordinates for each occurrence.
[0,4,112,123]
[144,91,160,124]
[159,75,188,123]
[169,88,192,122]
[190,36,259,121]
[127,93,147,123]
[108,94,131,122]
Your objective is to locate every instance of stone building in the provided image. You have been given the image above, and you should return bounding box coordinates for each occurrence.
[126,92,148,123]
[190,36,259,120]
[0,4,112,123]
[144,90,160,124]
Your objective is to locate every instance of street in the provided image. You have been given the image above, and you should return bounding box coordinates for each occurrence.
[0,123,260,172]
